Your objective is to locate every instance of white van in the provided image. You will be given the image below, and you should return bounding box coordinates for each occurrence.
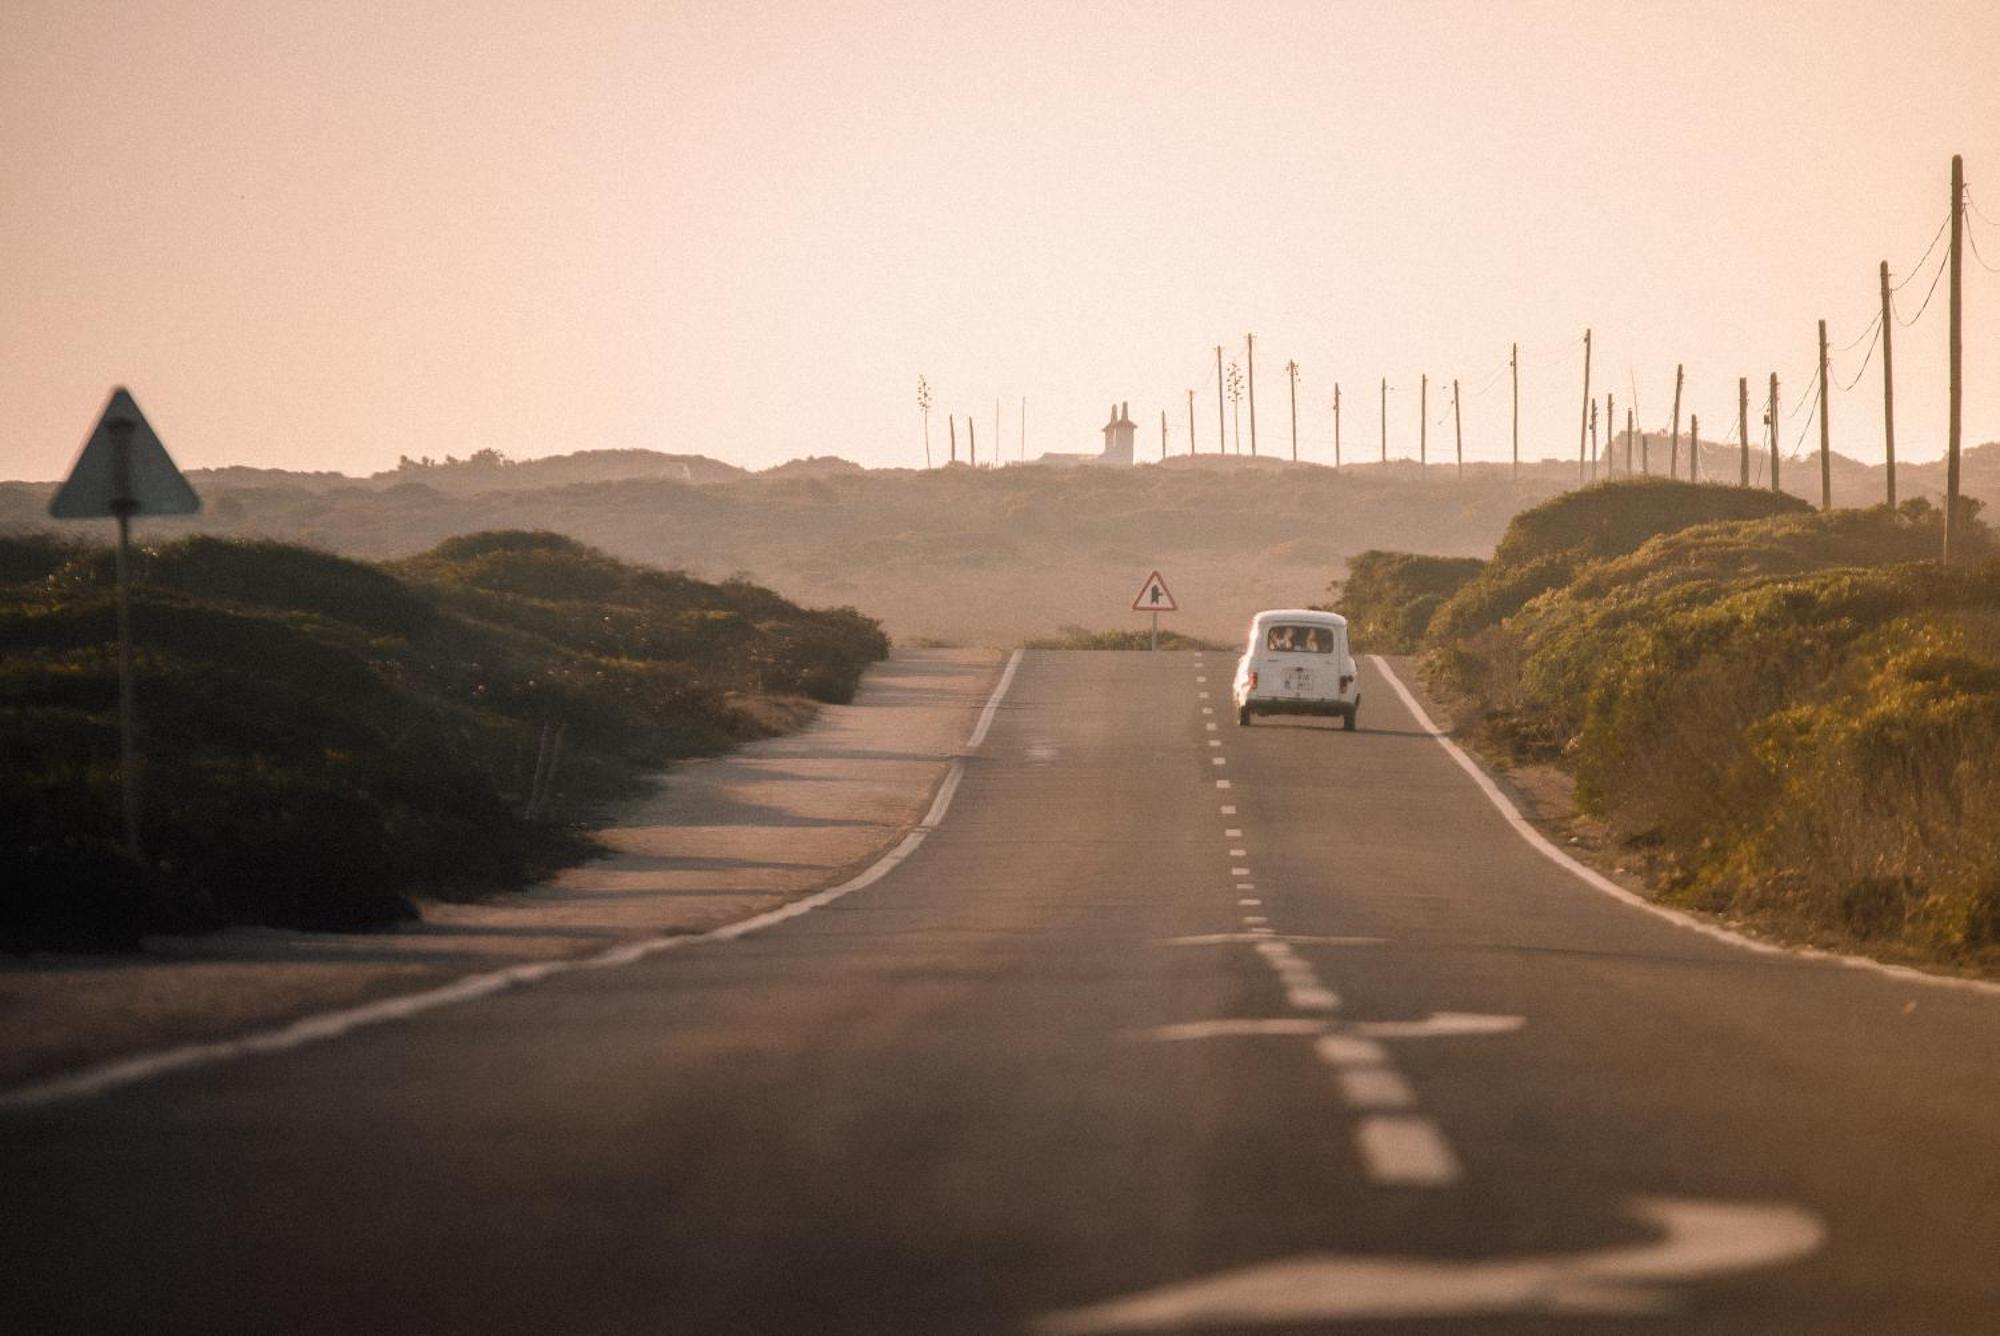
[1231,608,1359,730]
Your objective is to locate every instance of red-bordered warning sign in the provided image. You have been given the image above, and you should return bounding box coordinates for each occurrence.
[1131,570,1179,612]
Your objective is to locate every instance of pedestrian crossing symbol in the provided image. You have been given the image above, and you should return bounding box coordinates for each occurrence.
[1131,570,1178,612]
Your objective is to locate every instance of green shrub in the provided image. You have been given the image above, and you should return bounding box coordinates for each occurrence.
[2,531,887,950]
[1332,551,1485,651]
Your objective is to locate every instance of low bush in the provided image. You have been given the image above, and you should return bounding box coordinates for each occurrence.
[1413,485,2000,969]
[1331,550,1485,652]
[0,531,887,950]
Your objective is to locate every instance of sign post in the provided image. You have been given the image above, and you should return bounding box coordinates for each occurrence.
[1130,569,1180,651]
[49,388,200,862]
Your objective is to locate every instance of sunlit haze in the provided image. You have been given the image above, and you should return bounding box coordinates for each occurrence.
[5,0,1999,479]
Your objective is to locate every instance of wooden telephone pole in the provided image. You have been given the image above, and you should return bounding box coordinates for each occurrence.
[1187,389,1196,457]
[1576,330,1593,486]
[1669,364,1684,477]
[1453,378,1464,480]
[1605,393,1615,477]
[1215,347,1226,457]
[1510,342,1520,480]
[1589,399,1599,481]
[1945,153,1965,562]
[1286,359,1300,462]
[1879,260,1896,508]
[1333,382,1342,471]
[1246,333,1258,456]
[1818,318,1832,511]
[948,415,957,464]
[1419,373,1428,479]
[1626,408,1635,476]
[1738,377,1750,487]
[1160,409,1168,461]
[1768,373,1781,494]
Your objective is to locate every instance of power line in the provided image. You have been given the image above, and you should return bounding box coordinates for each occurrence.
[1788,374,1823,457]
[1833,310,1881,353]
[1833,315,1883,392]
[1891,211,1952,291]
[1893,241,1951,326]
[1966,218,2000,274]
[1968,188,2000,231]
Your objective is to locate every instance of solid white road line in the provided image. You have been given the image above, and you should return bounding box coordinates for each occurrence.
[1369,655,2000,999]
[1355,1114,1462,1186]
[1147,1019,1329,1041]
[0,650,1031,1115]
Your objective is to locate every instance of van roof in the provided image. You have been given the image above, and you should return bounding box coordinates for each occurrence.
[1248,608,1347,628]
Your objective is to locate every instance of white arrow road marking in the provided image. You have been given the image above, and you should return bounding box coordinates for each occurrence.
[1159,934,1386,947]
[1034,1198,1827,1332]
[1349,1012,1528,1039]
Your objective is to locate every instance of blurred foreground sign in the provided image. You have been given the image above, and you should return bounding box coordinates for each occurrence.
[49,387,200,519]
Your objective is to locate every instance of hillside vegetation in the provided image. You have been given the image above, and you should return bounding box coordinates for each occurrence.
[1345,481,2000,970]
[1,531,885,950]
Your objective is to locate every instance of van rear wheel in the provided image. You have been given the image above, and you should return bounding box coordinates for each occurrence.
[1237,705,1251,726]
[1342,708,1357,732]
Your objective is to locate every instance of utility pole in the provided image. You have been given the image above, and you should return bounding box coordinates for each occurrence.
[1286,359,1300,461]
[1818,318,1832,511]
[1605,393,1615,477]
[1738,377,1750,488]
[1879,260,1896,508]
[1187,389,1196,456]
[1333,382,1342,471]
[1510,342,1520,480]
[1419,373,1428,479]
[1626,408,1635,477]
[1453,379,1464,480]
[1945,153,1965,562]
[1589,398,1599,481]
[1246,333,1258,456]
[1690,415,1699,484]
[949,415,957,465]
[1576,329,1593,487]
[1380,377,1388,464]
[1768,373,1781,493]
[969,416,977,468]
[1215,346,1226,458]
[1669,364,1684,478]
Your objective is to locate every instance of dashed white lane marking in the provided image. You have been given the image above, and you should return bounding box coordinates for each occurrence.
[1219,805,1236,814]
[1224,828,1242,837]
[1354,1114,1462,1187]
[1212,757,1227,766]
[1208,740,1222,747]
[1370,655,2000,1000]
[1338,1066,1418,1110]
[1201,707,1214,715]
[1196,676,1208,683]
[1314,1034,1390,1066]
[1198,691,1210,699]
[1229,848,1248,856]
[1205,722,1218,731]
[0,651,1034,1115]
[1148,1019,1328,1040]
[1231,867,1251,876]
[1216,779,1232,789]
[1238,898,1261,906]
[1350,1013,1525,1039]
[1242,916,1268,925]
[1235,882,1255,890]
[1287,985,1342,1011]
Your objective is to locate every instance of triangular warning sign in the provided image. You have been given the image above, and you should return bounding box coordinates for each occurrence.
[1131,569,1178,612]
[49,387,201,519]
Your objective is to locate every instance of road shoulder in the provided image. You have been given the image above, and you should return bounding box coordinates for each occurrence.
[0,648,1006,1088]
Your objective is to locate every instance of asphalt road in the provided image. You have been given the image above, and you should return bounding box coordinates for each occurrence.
[6,650,1998,1334]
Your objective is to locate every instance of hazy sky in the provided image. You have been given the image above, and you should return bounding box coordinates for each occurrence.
[5,0,2000,481]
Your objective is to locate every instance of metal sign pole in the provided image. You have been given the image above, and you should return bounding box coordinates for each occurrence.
[1151,611,1159,652]
[109,419,142,862]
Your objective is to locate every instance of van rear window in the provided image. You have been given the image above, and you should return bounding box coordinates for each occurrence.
[1265,624,1335,653]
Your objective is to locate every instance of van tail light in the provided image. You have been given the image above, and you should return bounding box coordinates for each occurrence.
[1339,675,1354,693]
[1247,670,1259,690]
